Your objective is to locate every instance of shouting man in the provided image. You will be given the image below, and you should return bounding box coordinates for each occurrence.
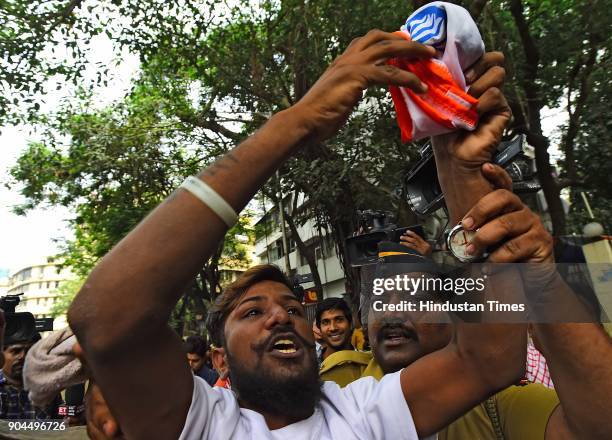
[69,30,557,439]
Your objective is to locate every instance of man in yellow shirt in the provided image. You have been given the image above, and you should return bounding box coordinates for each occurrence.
[316,298,371,387]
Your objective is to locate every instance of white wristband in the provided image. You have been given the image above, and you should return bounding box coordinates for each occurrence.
[180,176,238,228]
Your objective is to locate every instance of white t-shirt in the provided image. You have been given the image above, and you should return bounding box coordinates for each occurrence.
[179,371,419,440]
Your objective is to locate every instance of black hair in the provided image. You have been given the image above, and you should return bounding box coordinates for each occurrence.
[184,335,208,357]
[315,297,352,328]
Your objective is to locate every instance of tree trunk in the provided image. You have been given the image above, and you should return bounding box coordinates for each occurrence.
[509,0,566,236]
[283,203,325,298]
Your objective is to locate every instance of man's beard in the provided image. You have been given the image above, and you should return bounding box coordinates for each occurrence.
[227,329,322,420]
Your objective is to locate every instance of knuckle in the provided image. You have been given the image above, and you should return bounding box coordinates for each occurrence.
[502,239,521,256]
[491,65,506,80]
[488,87,502,100]
[502,188,520,205]
[497,215,514,234]
[381,64,399,75]
[366,29,385,38]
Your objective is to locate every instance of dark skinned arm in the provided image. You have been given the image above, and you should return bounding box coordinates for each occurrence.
[399,53,531,436]
[67,30,435,440]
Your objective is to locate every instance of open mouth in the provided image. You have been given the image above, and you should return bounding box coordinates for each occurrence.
[381,326,417,347]
[272,339,298,354]
[267,333,303,358]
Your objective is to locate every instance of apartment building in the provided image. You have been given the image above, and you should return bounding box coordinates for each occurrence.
[254,195,347,303]
[6,257,74,330]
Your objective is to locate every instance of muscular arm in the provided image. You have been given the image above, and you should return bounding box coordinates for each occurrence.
[400,55,528,436]
[532,278,612,439]
[67,31,435,439]
[458,176,612,438]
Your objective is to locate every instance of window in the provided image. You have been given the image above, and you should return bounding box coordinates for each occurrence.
[288,238,296,254]
[19,268,31,281]
[55,281,60,288]
[267,239,284,261]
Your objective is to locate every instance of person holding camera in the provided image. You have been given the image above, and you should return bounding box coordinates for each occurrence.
[0,332,63,420]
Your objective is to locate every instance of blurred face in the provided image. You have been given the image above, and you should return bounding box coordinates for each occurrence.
[2,343,30,385]
[187,353,205,372]
[319,309,352,350]
[222,280,320,418]
[367,274,452,374]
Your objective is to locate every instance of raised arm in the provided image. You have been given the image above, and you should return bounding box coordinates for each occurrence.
[67,31,435,439]
[398,53,533,436]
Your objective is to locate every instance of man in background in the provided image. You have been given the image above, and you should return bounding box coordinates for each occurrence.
[0,333,62,419]
[184,335,218,387]
[316,298,354,361]
[316,298,371,386]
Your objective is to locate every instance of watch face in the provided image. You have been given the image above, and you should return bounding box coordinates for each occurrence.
[448,226,478,262]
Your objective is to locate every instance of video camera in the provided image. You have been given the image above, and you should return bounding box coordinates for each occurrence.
[0,294,53,345]
[345,210,425,267]
[405,134,540,216]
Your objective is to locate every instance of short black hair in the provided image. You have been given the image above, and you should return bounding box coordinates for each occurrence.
[315,298,352,328]
[184,335,207,357]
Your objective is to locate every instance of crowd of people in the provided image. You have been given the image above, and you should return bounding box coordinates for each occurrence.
[0,13,610,440]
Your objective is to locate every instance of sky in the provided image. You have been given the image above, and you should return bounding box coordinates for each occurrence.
[0,29,568,277]
[0,35,140,275]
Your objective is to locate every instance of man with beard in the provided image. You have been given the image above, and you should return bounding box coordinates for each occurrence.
[68,31,539,439]
[0,333,62,419]
[316,298,372,387]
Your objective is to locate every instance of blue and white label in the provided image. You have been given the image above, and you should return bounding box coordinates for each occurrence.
[405,5,447,49]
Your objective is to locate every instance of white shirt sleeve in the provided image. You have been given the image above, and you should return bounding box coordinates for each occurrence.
[179,376,241,440]
[323,371,419,440]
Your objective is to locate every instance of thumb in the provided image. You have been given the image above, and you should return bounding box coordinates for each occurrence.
[481,162,512,191]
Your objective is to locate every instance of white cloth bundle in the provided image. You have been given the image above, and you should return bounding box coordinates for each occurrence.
[23,327,87,406]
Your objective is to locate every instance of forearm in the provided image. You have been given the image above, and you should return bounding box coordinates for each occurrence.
[432,142,494,224]
[531,276,612,438]
[68,108,311,351]
[454,268,527,390]
[433,148,526,388]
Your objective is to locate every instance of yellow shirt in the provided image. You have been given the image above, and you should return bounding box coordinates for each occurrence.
[362,358,560,439]
[351,328,366,351]
[319,350,372,388]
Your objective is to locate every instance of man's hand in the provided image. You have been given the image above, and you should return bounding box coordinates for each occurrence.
[66,30,440,439]
[399,230,432,256]
[294,30,435,142]
[429,52,511,224]
[460,189,554,263]
[432,51,509,166]
[73,342,122,440]
[85,382,122,440]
